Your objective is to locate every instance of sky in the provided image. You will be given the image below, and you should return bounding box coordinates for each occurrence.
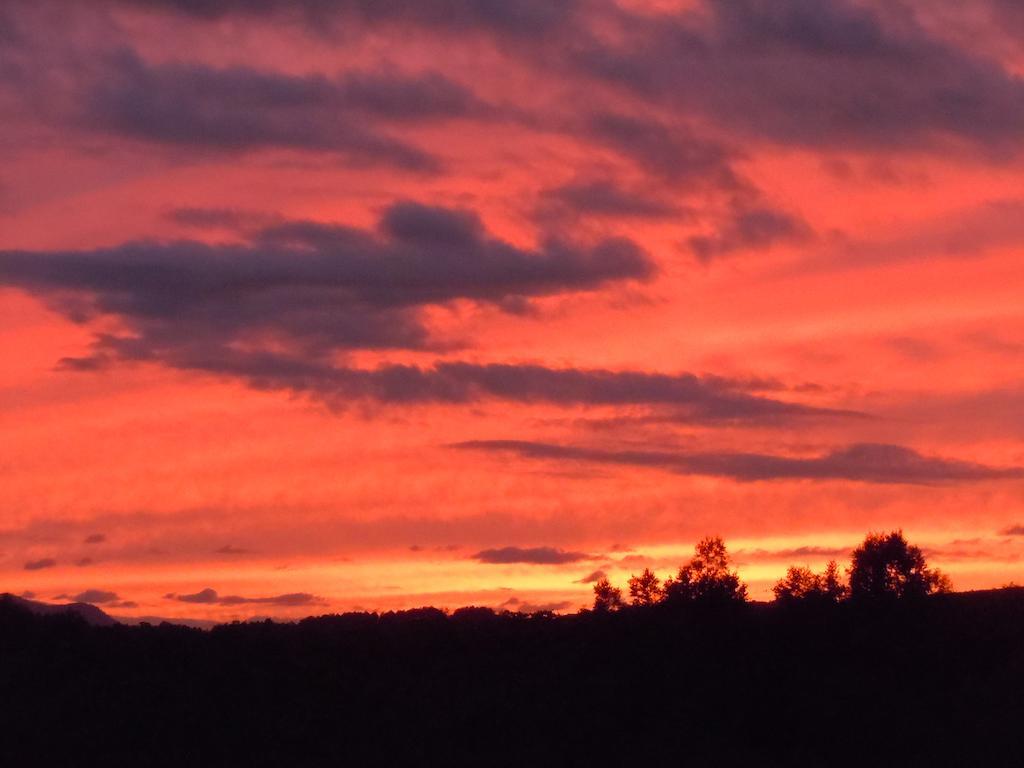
[3,0,1024,621]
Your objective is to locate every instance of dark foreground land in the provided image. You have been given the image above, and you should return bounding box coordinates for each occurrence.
[3,590,1024,767]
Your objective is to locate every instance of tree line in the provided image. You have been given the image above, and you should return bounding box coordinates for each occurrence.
[593,530,952,611]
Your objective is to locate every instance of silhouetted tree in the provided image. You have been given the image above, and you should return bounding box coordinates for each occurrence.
[773,560,848,604]
[592,578,623,612]
[821,560,848,601]
[773,566,819,602]
[665,536,747,604]
[628,568,663,606]
[451,606,497,623]
[848,531,951,600]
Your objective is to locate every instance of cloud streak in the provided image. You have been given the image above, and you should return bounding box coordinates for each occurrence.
[24,558,57,571]
[688,200,812,261]
[72,589,119,604]
[168,588,323,606]
[737,545,851,562]
[472,546,592,565]
[537,179,684,221]
[80,51,495,169]
[161,358,854,421]
[454,440,1024,485]
[113,0,582,39]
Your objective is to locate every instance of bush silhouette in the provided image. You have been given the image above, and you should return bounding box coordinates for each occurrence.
[773,560,847,604]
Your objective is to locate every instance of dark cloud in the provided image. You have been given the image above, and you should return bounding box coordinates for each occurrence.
[537,179,685,221]
[472,546,592,564]
[782,545,848,557]
[79,50,496,169]
[153,357,852,421]
[0,178,843,422]
[455,440,1024,484]
[409,543,458,554]
[172,588,219,604]
[922,540,1022,564]
[103,0,1024,160]
[512,600,575,613]
[574,0,1024,154]
[9,0,1024,176]
[687,200,812,261]
[0,508,605,565]
[0,200,651,377]
[987,0,1024,37]
[114,0,581,39]
[217,592,322,606]
[318,67,491,123]
[57,356,109,373]
[166,207,281,231]
[576,569,607,584]
[2,201,650,308]
[214,544,250,555]
[738,545,851,561]
[0,6,21,44]
[168,587,322,606]
[83,533,106,544]
[72,589,119,604]
[497,596,575,613]
[585,112,741,186]
[333,363,778,408]
[1000,525,1024,536]
[75,557,94,567]
[24,557,56,570]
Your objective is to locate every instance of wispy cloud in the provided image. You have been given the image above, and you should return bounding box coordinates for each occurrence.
[455,440,1024,484]
[167,588,324,607]
[473,546,593,565]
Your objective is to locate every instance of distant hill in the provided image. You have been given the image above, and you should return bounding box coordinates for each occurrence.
[1,592,118,626]
[0,593,222,629]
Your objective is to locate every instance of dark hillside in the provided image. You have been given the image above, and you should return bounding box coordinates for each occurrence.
[3,589,1024,766]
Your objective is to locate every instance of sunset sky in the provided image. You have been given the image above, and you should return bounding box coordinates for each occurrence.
[3,0,1024,621]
